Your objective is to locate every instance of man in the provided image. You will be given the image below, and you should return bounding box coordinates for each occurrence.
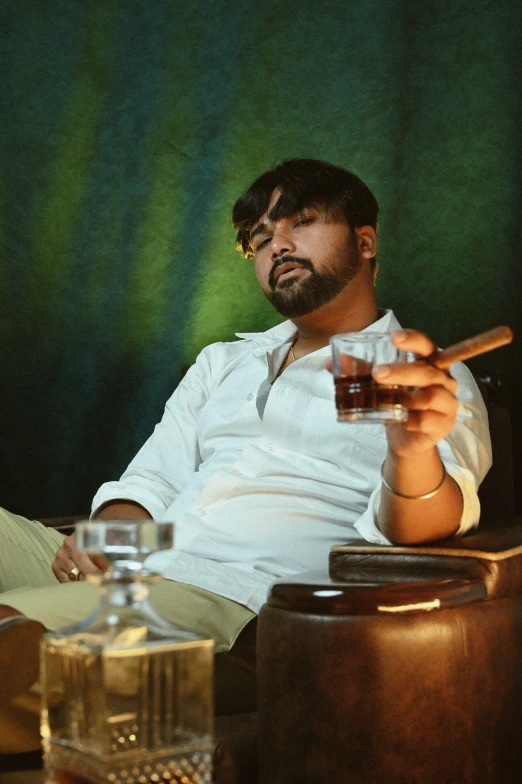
[0,158,491,753]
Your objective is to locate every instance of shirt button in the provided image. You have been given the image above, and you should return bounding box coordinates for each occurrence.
[196,508,206,516]
[265,444,274,452]
[247,393,254,401]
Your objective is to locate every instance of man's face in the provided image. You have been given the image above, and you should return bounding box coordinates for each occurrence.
[250,190,363,318]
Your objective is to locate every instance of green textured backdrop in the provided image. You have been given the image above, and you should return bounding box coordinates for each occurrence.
[0,0,521,517]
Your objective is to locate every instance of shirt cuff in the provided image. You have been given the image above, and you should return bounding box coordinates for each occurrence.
[91,481,167,521]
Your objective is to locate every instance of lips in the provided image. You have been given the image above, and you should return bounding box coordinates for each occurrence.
[273,261,304,285]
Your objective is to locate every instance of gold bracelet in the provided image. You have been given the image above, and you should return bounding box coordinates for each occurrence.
[381,463,447,500]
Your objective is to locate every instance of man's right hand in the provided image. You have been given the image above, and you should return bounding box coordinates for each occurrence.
[52,531,108,583]
[52,500,151,582]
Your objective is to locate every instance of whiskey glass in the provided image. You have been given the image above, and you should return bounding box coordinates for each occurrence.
[330,332,412,423]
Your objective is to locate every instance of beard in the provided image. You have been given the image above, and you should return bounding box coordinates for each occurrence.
[266,237,362,318]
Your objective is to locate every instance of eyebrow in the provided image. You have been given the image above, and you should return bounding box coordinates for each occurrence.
[250,220,271,242]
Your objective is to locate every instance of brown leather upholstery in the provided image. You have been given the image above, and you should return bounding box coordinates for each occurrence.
[214,713,259,784]
[258,526,522,784]
[330,520,522,600]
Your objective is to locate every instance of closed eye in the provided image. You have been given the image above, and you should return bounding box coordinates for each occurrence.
[295,215,316,227]
[253,213,316,252]
[255,235,271,250]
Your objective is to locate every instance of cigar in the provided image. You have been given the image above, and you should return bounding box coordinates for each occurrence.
[428,326,513,370]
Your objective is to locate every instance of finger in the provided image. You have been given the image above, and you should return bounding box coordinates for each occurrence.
[77,556,109,580]
[53,557,81,583]
[52,562,75,584]
[400,409,453,440]
[52,548,78,576]
[392,329,437,358]
[62,531,77,554]
[68,549,104,575]
[372,361,458,393]
[342,355,371,376]
[90,553,110,571]
[330,355,372,376]
[406,386,459,417]
[55,553,78,574]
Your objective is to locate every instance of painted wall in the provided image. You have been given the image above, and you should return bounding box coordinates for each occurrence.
[1,0,520,517]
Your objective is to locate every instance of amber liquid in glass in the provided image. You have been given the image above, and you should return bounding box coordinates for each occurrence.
[335,374,407,421]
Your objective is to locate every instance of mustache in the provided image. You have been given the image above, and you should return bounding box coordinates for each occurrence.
[268,255,315,290]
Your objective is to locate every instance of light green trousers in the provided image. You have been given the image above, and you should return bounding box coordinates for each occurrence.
[0,507,256,754]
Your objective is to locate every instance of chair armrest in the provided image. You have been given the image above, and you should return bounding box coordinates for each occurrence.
[330,518,522,599]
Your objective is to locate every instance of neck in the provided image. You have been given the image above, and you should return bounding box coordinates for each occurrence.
[290,284,379,356]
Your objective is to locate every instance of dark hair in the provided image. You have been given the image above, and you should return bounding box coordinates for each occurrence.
[232,158,379,271]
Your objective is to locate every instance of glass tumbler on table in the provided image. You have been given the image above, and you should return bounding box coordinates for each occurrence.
[40,520,214,784]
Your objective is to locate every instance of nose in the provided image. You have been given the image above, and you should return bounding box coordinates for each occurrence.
[270,225,296,259]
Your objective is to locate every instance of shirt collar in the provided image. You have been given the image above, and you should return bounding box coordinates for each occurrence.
[235,309,401,356]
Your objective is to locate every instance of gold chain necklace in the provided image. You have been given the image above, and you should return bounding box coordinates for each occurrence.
[289,341,297,362]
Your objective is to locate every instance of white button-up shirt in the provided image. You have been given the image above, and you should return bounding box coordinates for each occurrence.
[92,310,492,613]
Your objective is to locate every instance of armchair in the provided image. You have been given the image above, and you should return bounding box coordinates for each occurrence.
[31,376,514,784]
[256,378,519,784]
[258,521,522,783]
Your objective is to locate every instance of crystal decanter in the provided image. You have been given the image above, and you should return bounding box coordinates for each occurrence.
[40,520,214,784]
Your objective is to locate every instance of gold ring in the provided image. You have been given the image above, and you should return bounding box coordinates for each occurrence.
[68,567,80,581]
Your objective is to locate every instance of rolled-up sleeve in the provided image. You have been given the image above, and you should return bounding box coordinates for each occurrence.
[353,361,492,545]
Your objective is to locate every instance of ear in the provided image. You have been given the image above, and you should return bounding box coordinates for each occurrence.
[354,226,377,259]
